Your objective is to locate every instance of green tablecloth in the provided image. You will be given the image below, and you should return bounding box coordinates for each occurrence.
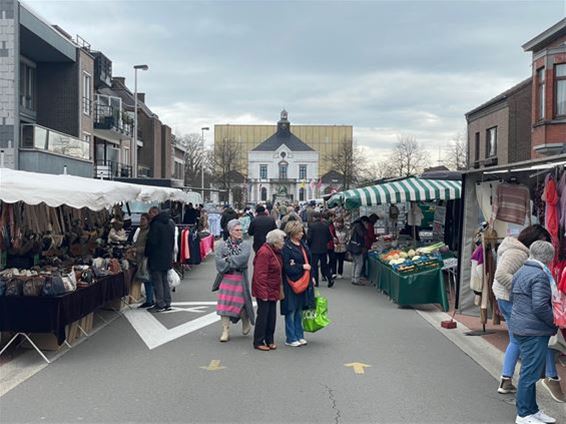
[368,256,449,311]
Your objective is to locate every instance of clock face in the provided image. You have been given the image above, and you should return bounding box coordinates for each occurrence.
[280,123,288,130]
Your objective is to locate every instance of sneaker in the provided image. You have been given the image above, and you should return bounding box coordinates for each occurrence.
[138,302,154,309]
[497,377,517,394]
[149,306,166,313]
[541,377,566,403]
[285,341,301,347]
[298,338,308,346]
[164,306,173,312]
[532,411,556,423]
[327,280,334,288]
[516,415,544,424]
[337,274,343,279]
[331,274,337,279]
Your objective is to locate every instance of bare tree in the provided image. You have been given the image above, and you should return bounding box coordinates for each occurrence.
[324,138,367,190]
[175,133,209,188]
[446,133,468,170]
[211,137,244,199]
[389,135,430,177]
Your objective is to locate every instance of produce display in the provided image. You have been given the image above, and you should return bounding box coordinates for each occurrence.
[378,243,446,274]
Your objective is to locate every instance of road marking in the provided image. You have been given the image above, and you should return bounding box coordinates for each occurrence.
[200,360,226,371]
[124,302,220,350]
[344,362,371,374]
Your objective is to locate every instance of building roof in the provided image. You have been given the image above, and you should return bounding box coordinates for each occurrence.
[522,18,566,52]
[465,77,532,119]
[252,111,314,152]
[109,78,156,118]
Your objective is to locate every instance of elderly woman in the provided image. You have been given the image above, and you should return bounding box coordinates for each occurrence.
[133,213,154,308]
[251,229,286,351]
[510,241,558,424]
[281,220,315,347]
[214,219,255,342]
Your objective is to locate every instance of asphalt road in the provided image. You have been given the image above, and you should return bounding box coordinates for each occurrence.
[0,245,517,423]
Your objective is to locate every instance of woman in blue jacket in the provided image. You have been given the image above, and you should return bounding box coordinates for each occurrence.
[281,220,315,347]
[509,241,558,424]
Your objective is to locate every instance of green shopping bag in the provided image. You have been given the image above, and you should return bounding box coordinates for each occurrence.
[302,295,331,333]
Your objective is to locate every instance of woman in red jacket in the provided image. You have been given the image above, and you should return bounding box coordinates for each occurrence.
[252,229,286,351]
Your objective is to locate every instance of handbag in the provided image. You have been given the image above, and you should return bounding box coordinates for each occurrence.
[135,258,151,283]
[5,278,24,296]
[23,276,44,296]
[302,295,331,333]
[42,275,67,296]
[347,239,362,255]
[288,247,311,295]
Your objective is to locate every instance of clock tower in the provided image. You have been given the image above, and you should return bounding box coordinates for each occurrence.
[277,109,291,136]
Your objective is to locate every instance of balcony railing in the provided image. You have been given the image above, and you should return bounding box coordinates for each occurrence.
[94,103,134,137]
[94,160,132,179]
[21,123,90,161]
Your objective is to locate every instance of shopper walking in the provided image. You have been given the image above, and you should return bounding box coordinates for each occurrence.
[145,208,176,312]
[332,217,348,279]
[251,229,286,351]
[349,216,369,286]
[281,221,315,347]
[220,206,239,240]
[214,219,254,342]
[307,212,334,288]
[492,225,564,402]
[133,213,153,308]
[248,205,277,252]
[510,241,558,424]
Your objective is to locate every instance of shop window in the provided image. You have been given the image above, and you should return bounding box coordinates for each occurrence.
[486,127,497,158]
[537,68,545,120]
[555,64,566,117]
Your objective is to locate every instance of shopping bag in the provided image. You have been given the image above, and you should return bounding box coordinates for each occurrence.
[550,278,566,329]
[168,269,181,289]
[302,295,331,333]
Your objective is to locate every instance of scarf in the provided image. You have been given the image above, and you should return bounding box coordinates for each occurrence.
[225,238,243,256]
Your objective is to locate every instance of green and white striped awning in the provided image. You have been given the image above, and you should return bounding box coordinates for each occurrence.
[327,177,462,209]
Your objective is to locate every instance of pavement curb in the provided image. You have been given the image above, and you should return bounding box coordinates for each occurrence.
[415,308,565,419]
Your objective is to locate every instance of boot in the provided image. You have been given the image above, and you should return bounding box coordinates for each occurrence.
[241,312,251,336]
[220,317,230,342]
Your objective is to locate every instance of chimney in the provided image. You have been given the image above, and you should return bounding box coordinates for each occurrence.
[113,77,126,86]
[137,93,145,103]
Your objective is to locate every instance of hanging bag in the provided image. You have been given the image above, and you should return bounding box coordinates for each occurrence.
[288,247,311,295]
[303,294,331,332]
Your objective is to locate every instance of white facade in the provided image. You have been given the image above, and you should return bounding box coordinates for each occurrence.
[248,144,319,203]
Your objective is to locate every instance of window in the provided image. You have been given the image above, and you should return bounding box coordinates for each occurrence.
[299,187,305,201]
[83,133,91,143]
[474,132,480,161]
[83,72,92,115]
[537,68,545,120]
[19,60,36,112]
[259,164,268,179]
[555,64,566,117]
[486,127,497,158]
[261,187,267,201]
[279,162,288,179]
[299,164,307,179]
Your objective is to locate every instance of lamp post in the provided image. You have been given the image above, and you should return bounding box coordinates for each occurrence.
[133,64,149,178]
[201,126,210,202]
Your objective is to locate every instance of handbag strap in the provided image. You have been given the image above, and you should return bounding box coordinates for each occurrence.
[300,246,309,265]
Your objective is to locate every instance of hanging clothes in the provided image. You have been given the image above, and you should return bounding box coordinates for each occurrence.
[180,228,191,262]
[493,183,530,226]
[476,181,508,236]
[543,174,560,252]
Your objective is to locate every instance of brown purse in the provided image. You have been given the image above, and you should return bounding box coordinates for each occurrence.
[287,247,311,295]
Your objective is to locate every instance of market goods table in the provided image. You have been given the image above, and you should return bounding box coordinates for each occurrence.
[368,256,449,311]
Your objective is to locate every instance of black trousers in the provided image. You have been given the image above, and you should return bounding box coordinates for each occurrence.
[253,300,277,346]
[328,250,336,276]
[334,252,346,275]
[312,253,332,286]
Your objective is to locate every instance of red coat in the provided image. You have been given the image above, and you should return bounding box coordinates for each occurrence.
[252,244,283,301]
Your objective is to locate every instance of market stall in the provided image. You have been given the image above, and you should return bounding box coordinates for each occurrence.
[0,168,200,361]
[328,176,461,310]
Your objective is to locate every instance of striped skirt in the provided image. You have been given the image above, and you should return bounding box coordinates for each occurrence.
[216,273,245,318]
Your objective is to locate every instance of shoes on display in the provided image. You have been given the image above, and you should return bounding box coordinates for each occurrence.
[516,415,544,424]
[298,338,308,346]
[541,377,566,403]
[139,302,154,308]
[285,341,301,347]
[497,377,517,394]
[532,411,556,423]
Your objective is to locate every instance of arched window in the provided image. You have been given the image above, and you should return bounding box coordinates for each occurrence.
[261,187,267,201]
[299,187,305,201]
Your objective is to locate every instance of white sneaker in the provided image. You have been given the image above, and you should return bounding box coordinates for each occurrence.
[337,274,343,279]
[285,341,301,347]
[515,414,544,424]
[298,338,308,346]
[532,411,556,424]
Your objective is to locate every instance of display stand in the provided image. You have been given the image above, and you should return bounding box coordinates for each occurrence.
[0,332,52,364]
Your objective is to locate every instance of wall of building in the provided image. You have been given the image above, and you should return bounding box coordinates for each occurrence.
[78,48,94,159]
[248,148,318,180]
[507,81,532,163]
[467,106,509,167]
[0,0,18,168]
[160,124,172,179]
[19,149,92,177]
[215,124,353,176]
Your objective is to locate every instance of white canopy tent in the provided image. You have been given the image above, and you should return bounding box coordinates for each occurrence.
[0,168,201,211]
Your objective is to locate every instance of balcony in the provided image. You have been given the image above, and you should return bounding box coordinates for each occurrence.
[94,103,134,137]
[94,160,132,179]
[270,177,295,183]
[21,123,90,161]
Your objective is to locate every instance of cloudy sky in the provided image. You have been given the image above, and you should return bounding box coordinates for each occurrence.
[27,0,565,163]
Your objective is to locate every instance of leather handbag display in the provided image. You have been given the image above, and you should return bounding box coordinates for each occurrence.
[22,276,44,296]
[42,275,67,296]
[288,247,311,295]
[5,278,24,296]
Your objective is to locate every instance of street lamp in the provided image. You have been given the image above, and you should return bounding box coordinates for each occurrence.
[133,64,149,178]
[201,127,210,202]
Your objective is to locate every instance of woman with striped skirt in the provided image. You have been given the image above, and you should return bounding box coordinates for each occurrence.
[214,219,255,342]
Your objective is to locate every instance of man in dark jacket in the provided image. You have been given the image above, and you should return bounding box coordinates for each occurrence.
[183,203,199,225]
[145,209,176,312]
[350,216,369,286]
[248,205,277,252]
[220,206,239,240]
[307,212,334,287]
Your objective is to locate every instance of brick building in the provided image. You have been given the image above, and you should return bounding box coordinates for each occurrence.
[522,18,566,157]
